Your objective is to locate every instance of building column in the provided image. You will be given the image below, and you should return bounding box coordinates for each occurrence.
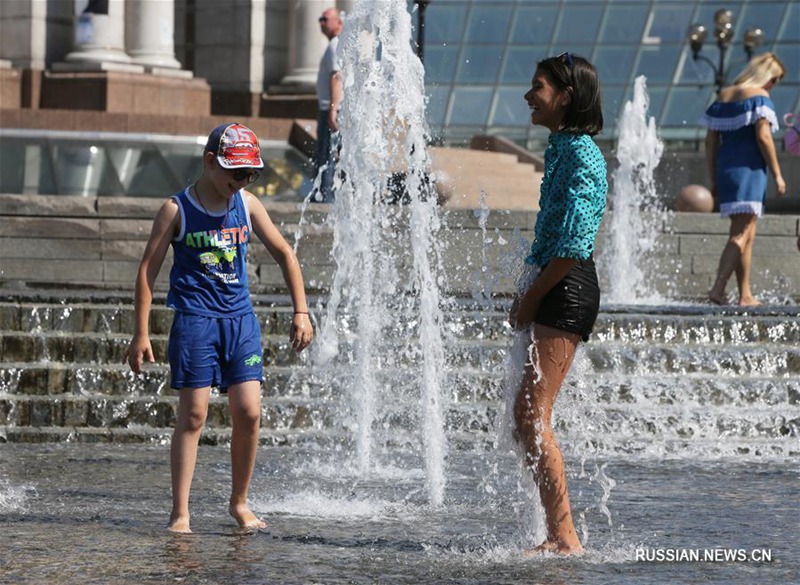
[125,0,191,77]
[55,0,144,72]
[280,0,328,89]
[337,0,357,16]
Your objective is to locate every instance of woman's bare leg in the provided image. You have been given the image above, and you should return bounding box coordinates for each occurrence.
[169,387,211,533]
[514,324,582,554]
[227,380,267,530]
[709,214,757,305]
[734,216,759,306]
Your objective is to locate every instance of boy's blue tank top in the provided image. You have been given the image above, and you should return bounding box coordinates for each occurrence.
[167,187,253,317]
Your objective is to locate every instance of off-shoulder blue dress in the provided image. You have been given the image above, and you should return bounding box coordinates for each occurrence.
[699,95,778,217]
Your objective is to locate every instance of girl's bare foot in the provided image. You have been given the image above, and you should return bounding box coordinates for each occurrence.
[524,539,584,556]
[167,515,192,534]
[229,503,267,530]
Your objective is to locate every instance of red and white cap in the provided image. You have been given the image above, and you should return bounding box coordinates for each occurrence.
[204,123,264,169]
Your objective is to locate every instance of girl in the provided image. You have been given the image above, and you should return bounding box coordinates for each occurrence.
[510,53,607,555]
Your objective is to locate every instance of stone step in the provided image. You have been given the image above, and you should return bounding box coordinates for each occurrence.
[0,425,336,447]
[594,312,800,345]
[446,338,800,374]
[0,331,307,368]
[4,301,800,346]
[0,302,300,336]
[0,393,334,433]
[2,392,796,445]
[430,146,525,168]
[2,363,798,414]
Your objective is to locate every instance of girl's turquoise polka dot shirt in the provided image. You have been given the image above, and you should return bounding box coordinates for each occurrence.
[526,132,608,267]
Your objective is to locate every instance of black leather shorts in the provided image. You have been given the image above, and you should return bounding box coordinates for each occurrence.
[534,257,600,342]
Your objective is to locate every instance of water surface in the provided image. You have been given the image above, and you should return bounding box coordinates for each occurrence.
[1,443,796,584]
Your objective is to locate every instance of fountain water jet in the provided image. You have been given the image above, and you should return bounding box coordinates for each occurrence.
[311,1,448,506]
[599,75,666,304]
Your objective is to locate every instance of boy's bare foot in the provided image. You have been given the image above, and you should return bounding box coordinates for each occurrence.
[229,503,267,530]
[167,515,192,534]
[524,539,583,556]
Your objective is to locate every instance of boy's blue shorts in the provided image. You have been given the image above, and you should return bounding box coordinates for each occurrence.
[168,311,264,392]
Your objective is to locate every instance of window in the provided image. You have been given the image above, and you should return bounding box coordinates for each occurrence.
[554,4,604,45]
[599,4,649,43]
[465,5,513,44]
[457,45,504,84]
[511,6,559,45]
[450,87,494,126]
[491,86,529,126]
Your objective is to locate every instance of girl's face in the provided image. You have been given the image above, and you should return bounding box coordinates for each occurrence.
[524,70,568,133]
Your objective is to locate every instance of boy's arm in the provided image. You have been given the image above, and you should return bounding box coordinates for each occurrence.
[124,199,180,373]
[247,192,313,352]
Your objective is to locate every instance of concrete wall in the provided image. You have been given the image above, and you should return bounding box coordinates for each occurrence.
[1,194,799,303]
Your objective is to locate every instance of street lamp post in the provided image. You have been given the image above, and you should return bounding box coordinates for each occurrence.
[414,0,431,64]
[686,8,764,94]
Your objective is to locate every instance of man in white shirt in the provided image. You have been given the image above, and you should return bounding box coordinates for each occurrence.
[314,7,343,202]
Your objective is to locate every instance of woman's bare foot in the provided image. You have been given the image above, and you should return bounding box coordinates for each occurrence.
[167,515,192,534]
[738,297,761,307]
[708,290,728,305]
[229,503,267,530]
[524,539,584,556]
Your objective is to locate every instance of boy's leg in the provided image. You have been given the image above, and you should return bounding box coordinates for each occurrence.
[169,387,211,533]
[227,379,266,529]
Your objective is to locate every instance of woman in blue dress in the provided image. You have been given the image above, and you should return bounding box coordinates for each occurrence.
[700,52,786,306]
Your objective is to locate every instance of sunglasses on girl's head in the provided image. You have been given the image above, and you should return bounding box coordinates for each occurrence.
[557,51,574,69]
[226,166,261,184]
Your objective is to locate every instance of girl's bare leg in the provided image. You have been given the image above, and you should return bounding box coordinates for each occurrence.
[227,380,267,530]
[514,324,582,554]
[169,387,211,533]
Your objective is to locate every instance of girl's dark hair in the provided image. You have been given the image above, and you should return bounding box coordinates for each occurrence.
[537,53,603,136]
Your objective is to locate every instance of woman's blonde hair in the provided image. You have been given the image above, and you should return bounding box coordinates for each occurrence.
[733,52,786,87]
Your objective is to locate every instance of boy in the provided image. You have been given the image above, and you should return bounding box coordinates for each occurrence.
[124,123,313,533]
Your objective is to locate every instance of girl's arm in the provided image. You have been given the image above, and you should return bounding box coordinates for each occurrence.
[754,118,786,197]
[124,199,180,373]
[247,192,313,352]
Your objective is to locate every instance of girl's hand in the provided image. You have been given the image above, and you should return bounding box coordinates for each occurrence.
[514,296,541,331]
[289,313,313,352]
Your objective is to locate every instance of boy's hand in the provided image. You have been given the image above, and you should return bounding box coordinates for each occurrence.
[289,313,313,352]
[124,335,154,374]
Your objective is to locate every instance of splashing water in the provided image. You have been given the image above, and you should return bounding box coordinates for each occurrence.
[311,1,448,506]
[599,76,666,304]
